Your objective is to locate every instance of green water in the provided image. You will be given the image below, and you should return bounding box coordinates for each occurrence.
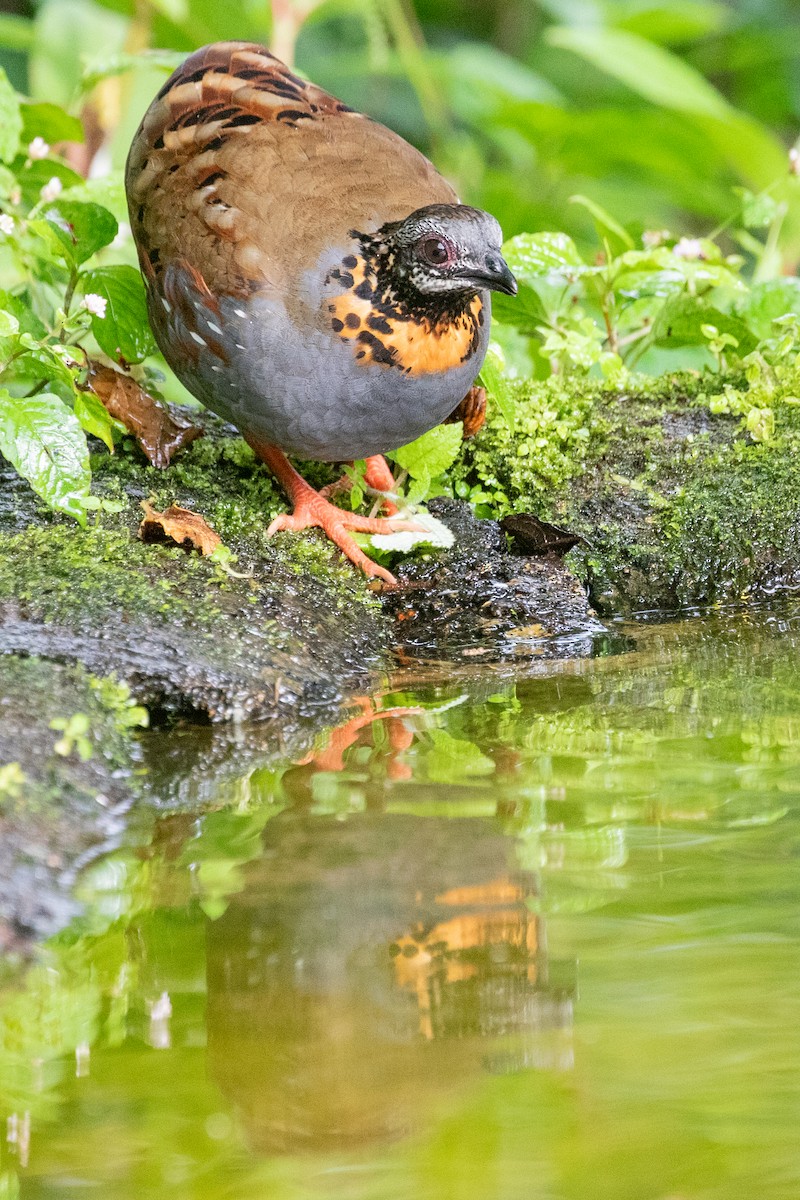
[2,608,800,1199]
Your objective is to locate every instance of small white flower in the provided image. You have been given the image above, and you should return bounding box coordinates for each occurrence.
[0,213,14,236]
[39,176,63,203]
[28,136,50,160]
[83,293,107,319]
[790,147,800,177]
[642,229,669,248]
[673,237,705,261]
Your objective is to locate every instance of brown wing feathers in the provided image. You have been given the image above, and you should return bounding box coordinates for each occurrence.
[126,43,361,297]
[127,41,457,306]
[147,42,353,146]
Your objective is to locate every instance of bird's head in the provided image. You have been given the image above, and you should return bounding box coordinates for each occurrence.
[388,204,517,299]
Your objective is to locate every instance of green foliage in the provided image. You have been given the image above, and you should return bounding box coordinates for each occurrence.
[0,69,22,164]
[491,210,796,381]
[0,77,151,520]
[79,266,156,362]
[0,762,25,801]
[0,389,90,520]
[48,679,147,758]
[0,0,798,528]
[50,711,94,760]
[450,376,599,518]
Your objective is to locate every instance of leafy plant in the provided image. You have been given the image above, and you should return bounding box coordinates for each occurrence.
[491,180,800,384]
[0,1,799,533]
[0,67,159,522]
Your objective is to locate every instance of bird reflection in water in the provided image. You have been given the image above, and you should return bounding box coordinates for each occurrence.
[205,697,575,1154]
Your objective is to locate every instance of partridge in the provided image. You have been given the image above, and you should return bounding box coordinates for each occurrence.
[126,41,516,583]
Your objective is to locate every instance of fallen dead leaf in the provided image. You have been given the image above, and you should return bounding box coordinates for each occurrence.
[500,512,586,557]
[86,362,203,468]
[139,501,221,556]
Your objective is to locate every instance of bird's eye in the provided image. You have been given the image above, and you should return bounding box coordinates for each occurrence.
[419,236,454,267]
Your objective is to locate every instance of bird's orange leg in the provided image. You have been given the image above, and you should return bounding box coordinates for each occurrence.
[247,438,419,585]
[320,454,399,516]
[363,455,399,516]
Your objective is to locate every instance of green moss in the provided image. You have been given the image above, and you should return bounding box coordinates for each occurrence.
[87,426,366,607]
[448,376,605,517]
[0,523,225,627]
[449,366,800,611]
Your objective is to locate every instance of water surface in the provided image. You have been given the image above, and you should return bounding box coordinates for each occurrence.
[2,606,800,1199]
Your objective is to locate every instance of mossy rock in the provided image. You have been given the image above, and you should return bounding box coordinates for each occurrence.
[0,422,387,723]
[451,368,800,613]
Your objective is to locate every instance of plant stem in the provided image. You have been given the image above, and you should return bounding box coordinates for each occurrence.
[63,268,78,319]
[618,324,652,351]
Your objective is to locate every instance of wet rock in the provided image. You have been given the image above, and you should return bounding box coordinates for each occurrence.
[0,419,388,724]
[383,498,607,662]
[0,414,602,726]
[453,371,800,614]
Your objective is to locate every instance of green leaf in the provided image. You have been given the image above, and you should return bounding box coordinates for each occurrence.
[0,68,22,164]
[425,730,495,784]
[546,26,730,118]
[393,422,464,480]
[745,406,775,443]
[617,1,727,45]
[502,231,584,278]
[37,200,118,266]
[735,279,800,341]
[79,266,156,363]
[20,102,84,147]
[74,390,118,452]
[0,13,35,52]
[79,48,183,94]
[440,42,562,127]
[12,336,81,392]
[0,291,48,340]
[735,187,780,230]
[405,466,431,507]
[478,342,517,429]
[0,389,90,521]
[0,310,19,339]
[652,295,757,354]
[494,232,585,330]
[569,194,634,254]
[61,176,128,223]
[12,159,84,209]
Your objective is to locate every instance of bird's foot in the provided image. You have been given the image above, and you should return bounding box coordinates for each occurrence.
[266,493,419,585]
[446,384,487,439]
[247,439,419,584]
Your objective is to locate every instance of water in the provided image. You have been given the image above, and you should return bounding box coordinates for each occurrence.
[2,607,800,1199]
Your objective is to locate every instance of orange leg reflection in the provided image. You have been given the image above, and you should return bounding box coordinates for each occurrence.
[298,696,421,774]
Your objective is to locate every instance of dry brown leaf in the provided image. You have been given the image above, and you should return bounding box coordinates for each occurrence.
[139,501,222,556]
[86,362,203,468]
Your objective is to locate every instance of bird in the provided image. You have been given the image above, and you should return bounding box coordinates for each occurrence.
[125,41,517,584]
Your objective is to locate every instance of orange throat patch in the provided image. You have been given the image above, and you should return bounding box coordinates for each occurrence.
[326,254,484,376]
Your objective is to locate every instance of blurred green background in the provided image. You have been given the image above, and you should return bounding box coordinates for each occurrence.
[1,0,799,263]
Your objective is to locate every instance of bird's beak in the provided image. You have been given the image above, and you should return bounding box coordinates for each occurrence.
[457,253,518,296]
